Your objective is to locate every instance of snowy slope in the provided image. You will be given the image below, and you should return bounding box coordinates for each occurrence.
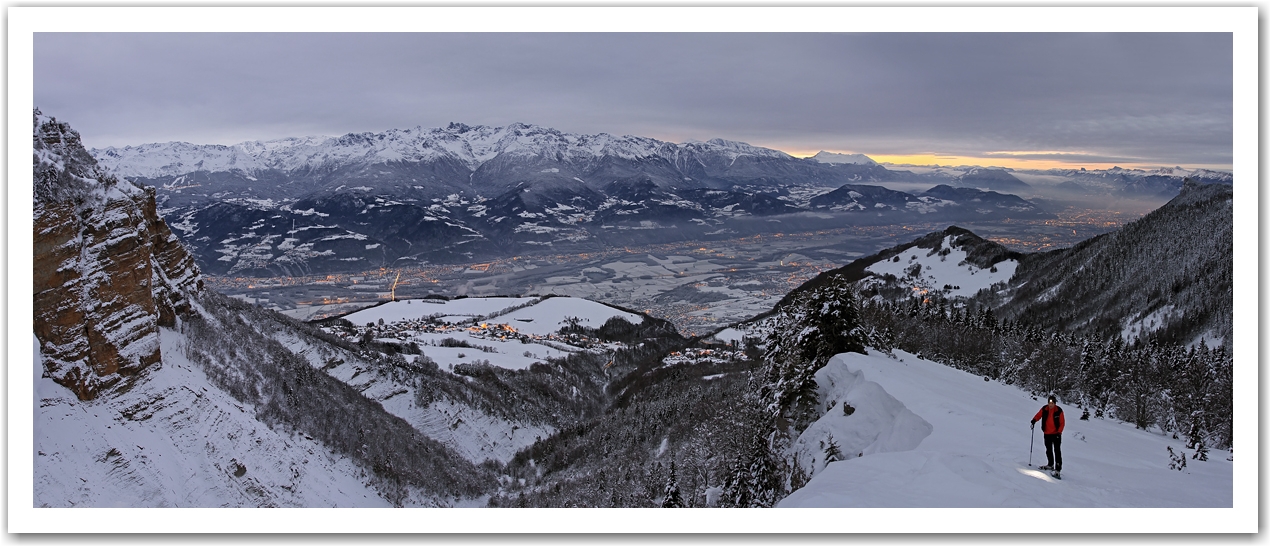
[307,296,641,464]
[497,296,643,336]
[33,333,390,507]
[342,297,538,326]
[263,314,555,465]
[780,349,1232,508]
[334,296,632,376]
[288,335,555,465]
[863,235,1017,298]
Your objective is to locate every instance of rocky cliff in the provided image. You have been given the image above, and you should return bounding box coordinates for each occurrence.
[33,109,201,400]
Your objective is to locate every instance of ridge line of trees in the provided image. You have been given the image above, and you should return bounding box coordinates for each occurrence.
[859,295,1233,453]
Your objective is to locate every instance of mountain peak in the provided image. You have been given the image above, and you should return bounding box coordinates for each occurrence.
[34,109,141,203]
[811,151,878,166]
[952,167,1030,192]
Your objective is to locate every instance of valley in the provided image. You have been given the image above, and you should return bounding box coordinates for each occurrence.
[211,207,1138,335]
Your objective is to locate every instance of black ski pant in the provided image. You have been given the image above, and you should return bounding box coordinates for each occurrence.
[1043,433,1062,471]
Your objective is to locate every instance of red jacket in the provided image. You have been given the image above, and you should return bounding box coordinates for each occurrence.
[1032,404,1065,435]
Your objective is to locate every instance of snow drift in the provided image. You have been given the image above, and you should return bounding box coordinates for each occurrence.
[781,349,1232,508]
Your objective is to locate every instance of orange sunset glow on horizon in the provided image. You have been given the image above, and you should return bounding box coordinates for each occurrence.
[782,150,1230,172]
[870,153,1133,172]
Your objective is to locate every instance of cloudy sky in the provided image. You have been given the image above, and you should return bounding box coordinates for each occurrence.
[34,32,1232,170]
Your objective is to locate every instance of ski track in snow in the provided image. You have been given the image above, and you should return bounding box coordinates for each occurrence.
[780,349,1232,508]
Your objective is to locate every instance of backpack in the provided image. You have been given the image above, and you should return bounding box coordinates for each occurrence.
[1041,406,1063,433]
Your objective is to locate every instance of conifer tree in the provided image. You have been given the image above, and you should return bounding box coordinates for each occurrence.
[761,283,867,432]
[824,433,844,464]
[720,433,781,507]
[661,461,684,508]
[720,455,752,508]
[745,434,780,508]
[788,455,810,491]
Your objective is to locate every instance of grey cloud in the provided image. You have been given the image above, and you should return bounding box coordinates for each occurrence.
[34,32,1232,168]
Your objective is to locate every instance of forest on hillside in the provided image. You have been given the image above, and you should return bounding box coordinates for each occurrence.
[485,274,1233,507]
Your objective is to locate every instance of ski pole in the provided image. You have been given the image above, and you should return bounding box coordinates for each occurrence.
[1028,423,1035,467]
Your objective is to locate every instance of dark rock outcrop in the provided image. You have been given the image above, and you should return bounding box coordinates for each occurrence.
[33,109,201,400]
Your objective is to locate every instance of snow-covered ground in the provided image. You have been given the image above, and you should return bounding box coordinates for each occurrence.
[342,296,538,326]
[781,349,1233,509]
[496,295,642,336]
[33,333,390,508]
[270,324,556,465]
[864,235,1017,298]
[710,327,747,344]
[336,296,639,374]
[305,296,643,463]
[342,295,640,336]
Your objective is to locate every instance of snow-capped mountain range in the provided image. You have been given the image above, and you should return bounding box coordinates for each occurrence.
[84,123,1043,276]
[91,122,1233,200]
[93,123,796,181]
[86,121,1231,276]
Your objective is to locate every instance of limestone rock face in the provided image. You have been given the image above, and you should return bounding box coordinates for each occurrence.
[33,109,201,400]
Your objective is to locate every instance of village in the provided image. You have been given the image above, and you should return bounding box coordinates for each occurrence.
[324,312,619,353]
[317,295,756,374]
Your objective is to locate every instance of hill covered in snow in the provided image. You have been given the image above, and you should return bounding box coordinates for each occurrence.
[785,179,1232,350]
[779,349,1231,508]
[989,181,1233,347]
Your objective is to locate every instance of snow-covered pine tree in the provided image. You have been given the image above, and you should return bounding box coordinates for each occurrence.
[719,432,782,507]
[661,461,684,508]
[1167,446,1187,471]
[788,454,810,490]
[1188,421,1209,461]
[720,455,752,508]
[761,283,867,433]
[824,433,844,464]
[1207,343,1233,450]
[745,434,780,508]
[1116,342,1163,430]
[1097,336,1126,418]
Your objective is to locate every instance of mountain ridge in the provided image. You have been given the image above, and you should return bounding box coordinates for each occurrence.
[771,178,1232,348]
[93,123,795,181]
[991,181,1232,346]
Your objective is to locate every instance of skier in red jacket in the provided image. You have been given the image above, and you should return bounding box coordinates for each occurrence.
[1031,394,1065,477]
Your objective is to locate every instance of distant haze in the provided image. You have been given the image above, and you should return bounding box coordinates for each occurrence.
[34,32,1232,171]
